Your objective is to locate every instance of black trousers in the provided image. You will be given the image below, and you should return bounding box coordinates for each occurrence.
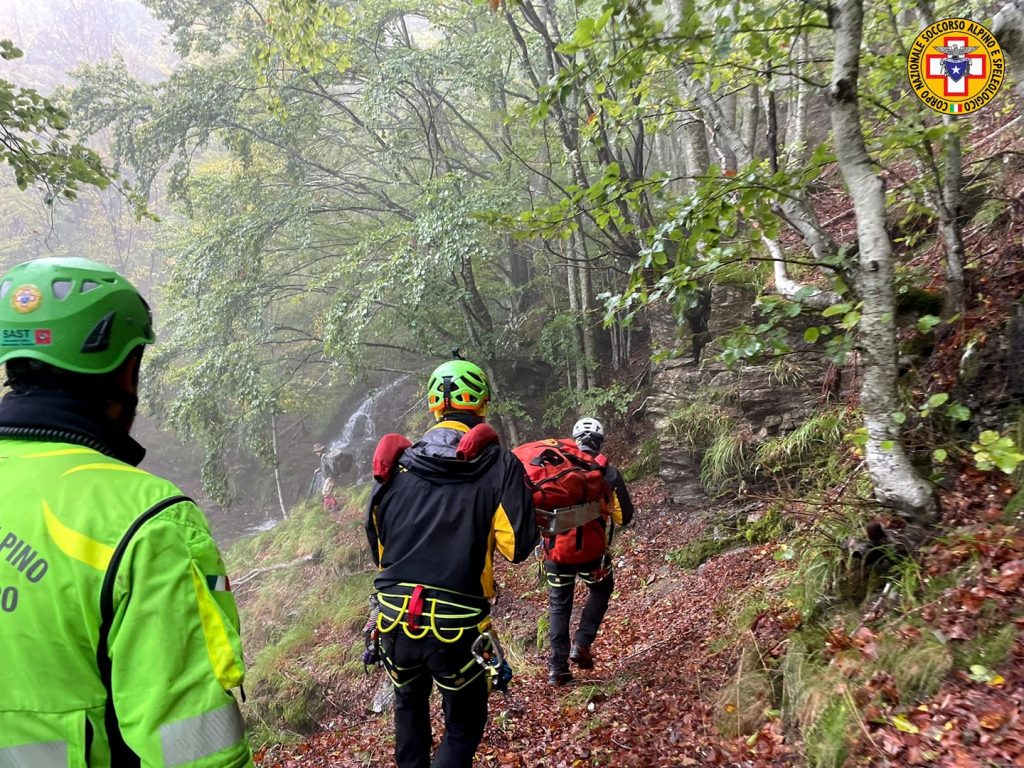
[380,631,489,768]
[545,556,614,671]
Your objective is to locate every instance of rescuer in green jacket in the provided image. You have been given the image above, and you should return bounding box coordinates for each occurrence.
[366,359,538,768]
[0,258,253,768]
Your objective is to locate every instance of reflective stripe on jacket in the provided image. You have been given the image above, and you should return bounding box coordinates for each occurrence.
[0,439,252,768]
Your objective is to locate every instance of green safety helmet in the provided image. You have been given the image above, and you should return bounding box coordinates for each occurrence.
[0,257,155,375]
[426,359,490,418]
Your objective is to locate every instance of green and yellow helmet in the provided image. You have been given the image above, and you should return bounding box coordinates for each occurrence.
[426,359,490,418]
[0,257,154,375]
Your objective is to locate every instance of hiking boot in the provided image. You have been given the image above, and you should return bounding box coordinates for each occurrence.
[570,644,594,669]
[547,668,573,686]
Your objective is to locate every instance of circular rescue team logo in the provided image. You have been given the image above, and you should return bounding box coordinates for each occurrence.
[908,18,1004,115]
[11,284,42,313]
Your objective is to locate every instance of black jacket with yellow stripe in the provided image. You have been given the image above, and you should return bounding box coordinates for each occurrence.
[365,419,538,616]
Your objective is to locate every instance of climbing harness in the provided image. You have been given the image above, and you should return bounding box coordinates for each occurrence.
[375,583,489,642]
[471,622,513,694]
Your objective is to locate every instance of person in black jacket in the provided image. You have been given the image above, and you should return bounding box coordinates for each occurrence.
[545,417,635,685]
[365,360,538,768]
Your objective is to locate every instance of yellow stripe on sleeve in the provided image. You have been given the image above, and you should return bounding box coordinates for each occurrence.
[189,562,244,690]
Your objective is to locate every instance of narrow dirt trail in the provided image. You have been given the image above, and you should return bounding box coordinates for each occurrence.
[475,494,795,767]
[257,481,798,767]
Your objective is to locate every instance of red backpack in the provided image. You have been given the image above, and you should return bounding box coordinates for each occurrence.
[512,439,610,565]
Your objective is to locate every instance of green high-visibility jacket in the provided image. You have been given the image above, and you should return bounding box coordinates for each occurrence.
[0,440,253,768]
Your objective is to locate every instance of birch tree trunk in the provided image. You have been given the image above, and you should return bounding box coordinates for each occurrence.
[827,0,936,523]
[667,0,711,194]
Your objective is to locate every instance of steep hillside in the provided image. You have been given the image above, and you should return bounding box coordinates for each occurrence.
[235,110,1024,768]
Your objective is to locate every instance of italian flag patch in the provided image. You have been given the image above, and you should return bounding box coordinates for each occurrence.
[206,574,231,592]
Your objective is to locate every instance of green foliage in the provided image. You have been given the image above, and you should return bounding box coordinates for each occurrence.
[714,644,776,738]
[535,612,549,654]
[804,698,854,768]
[666,400,735,450]
[0,40,109,200]
[758,408,858,496]
[230,496,376,735]
[542,383,631,431]
[667,506,786,571]
[953,622,1018,672]
[971,430,1024,474]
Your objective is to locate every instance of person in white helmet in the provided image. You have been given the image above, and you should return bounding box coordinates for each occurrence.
[545,417,635,684]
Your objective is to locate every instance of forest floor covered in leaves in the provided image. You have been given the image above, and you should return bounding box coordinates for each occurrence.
[253,477,796,767]
[249,467,1024,767]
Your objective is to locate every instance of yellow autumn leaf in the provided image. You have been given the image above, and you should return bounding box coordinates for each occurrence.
[890,714,920,734]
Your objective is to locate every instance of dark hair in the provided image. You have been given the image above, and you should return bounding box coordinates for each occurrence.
[5,348,142,400]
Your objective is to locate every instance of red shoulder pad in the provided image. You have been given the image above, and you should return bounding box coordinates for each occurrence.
[373,433,412,483]
[456,423,499,460]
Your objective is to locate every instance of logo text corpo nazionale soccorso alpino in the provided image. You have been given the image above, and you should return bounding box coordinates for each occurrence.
[907,17,1004,115]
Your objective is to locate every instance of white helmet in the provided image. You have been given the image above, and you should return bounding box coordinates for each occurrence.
[572,417,604,441]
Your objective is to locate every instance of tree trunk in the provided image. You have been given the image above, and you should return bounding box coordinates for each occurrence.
[915,0,966,318]
[270,411,289,520]
[682,68,839,266]
[667,0,711,194]
[939,120,966,318]
[784,32,811,165]
[739,84,760,158]
[764,236,840,308]
[565,230,589,391]
[827,0,936,523]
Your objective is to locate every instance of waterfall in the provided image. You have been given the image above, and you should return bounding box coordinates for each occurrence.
[330,375,412,479]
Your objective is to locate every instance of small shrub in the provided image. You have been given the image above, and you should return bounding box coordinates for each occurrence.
[666,402,735,449]
[744,506,788,545]
[878,625,952,701]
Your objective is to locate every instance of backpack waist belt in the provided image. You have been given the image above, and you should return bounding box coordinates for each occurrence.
[376,585,490,643]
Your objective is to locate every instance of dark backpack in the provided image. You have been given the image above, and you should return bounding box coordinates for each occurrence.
[328,451,353,478]
[512,439,610,565]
